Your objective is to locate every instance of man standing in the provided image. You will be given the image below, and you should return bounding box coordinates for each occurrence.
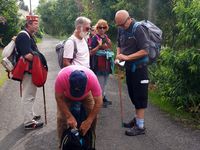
[55,65,102,149]
[15,15,44,130]
[63,16,91,68]
[115,10,149,136]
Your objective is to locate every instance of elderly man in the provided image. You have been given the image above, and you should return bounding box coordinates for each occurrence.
[55,65,102,149]
[63,16,91,68]
[15,15,44,130]
[115,10,149,136]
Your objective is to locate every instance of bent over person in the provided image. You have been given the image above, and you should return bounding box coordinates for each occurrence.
[55,65,102,149]
[115,10,149,136]
[15,15,44,130]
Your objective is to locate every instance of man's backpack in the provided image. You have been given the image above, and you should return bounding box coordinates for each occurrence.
[1,31,30,72]
[55,37,77,68]
[61,102,93,150]
[132,20,162,64]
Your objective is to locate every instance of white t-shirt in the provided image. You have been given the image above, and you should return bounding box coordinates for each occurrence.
[63,35,90,68]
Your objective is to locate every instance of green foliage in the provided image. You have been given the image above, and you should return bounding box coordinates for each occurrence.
[153,47,200,114]
[38,0,79,36]
[173,0,200,48]
[0,0,20,46]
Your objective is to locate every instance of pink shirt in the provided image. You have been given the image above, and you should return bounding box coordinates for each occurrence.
[55,65,102,101]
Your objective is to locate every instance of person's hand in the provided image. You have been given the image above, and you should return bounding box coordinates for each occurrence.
[79,119,92,136]
[12,36,17,41]
[116,54,129,61]
[97,39,102,46]
[114,59,120,64]
[67,115,77,129]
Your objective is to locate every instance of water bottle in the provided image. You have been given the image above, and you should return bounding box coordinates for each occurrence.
[71,128,83,146]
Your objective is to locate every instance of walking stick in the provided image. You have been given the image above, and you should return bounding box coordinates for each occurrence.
[117,65,125,127]
[43,85,47,124]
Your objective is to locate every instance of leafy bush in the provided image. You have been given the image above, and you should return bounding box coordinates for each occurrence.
[0,0,19,47]
[152,47,200,114]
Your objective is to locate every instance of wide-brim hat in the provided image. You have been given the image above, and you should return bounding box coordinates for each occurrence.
[69,70,87,98]
[26,15,39,22]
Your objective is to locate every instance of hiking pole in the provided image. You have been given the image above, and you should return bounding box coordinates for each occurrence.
[43,85,47,124]
[117,64,125,127]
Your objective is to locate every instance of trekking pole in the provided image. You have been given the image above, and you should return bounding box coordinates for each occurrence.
[43,85,47,124]
[117,65,125,127]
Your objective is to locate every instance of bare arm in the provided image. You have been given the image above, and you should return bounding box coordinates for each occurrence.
[63,58,72,67]
[80,95,103,135]
[55,92,77,128]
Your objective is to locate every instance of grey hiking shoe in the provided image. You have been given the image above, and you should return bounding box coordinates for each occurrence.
[123,118,136,128]
[125,126,145,136]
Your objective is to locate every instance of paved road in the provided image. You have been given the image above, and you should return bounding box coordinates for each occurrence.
[0,36,199,150]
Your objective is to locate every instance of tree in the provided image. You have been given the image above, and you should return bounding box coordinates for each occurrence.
[0,0,19,46]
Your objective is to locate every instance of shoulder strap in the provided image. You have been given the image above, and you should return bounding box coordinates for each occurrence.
[132,22,141,34]
[18,30,30,39]
[95,34,101,41]
[68,37,77,59]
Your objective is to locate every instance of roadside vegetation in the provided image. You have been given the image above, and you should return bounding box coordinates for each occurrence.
[1,0,200,128]
[0,49,7,87]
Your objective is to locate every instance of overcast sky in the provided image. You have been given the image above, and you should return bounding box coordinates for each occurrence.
[23,0,39,10]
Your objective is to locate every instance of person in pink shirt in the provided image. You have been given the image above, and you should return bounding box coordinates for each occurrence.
[55,65,102,149]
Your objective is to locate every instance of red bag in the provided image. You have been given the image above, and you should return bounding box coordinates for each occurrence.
[32,52,48,87]
[97,55,111,73]
[11,57,29,81]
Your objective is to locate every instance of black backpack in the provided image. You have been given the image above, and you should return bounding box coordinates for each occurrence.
[60,102,93,150]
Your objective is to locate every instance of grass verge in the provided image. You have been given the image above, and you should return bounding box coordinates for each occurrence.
[149,89,200,129]
[0,48,8,87]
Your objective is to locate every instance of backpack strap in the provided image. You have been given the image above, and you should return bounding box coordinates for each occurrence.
[132,22,141,34]
[68,38,78,59]
[18,30,30,39]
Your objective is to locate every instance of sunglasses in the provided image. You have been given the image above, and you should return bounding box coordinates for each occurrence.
[98,26,107,30]
[85,27,91,32]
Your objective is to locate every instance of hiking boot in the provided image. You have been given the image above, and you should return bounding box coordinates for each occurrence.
[103,97,112,105]
[33,115,41,121]
[123,118,136,128]
[125,126,146,136]
[24,120,44,130]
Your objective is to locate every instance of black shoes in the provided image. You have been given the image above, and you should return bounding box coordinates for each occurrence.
[124,118,146,136]
[24,120,44,130]
[103,97,112,108]
[123,118,137,128]
[33,115,41,121]
[125,126,146,136]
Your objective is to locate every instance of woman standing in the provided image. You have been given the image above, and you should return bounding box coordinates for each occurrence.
[90,19,114,108]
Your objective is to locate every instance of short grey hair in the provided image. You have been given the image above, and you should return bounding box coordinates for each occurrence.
[75,16,91,28]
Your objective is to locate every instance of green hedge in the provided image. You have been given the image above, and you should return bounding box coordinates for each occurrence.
[150,47,200,116]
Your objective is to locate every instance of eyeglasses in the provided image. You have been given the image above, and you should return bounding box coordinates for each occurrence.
[117,17,129,27]
[85,27,91,32]
[98,26,107,30]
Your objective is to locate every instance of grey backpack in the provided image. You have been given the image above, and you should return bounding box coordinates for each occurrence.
[132,20,162,64]
[55,37,77,68]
